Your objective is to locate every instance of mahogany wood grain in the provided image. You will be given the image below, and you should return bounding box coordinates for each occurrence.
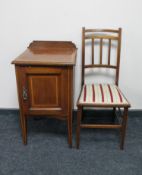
[81,27,85,86]
[84,64,117,69]
[12,41,77,147]
[85,34,118,40]
[81,27,122,87]
[92,38,94,64]
[115,28,122,86]
[108,39,111,65]
[100,38,103,64]
[80,124,121,129]
[12,41,76,66]
[76,28,130,150]
[85,29,120,33]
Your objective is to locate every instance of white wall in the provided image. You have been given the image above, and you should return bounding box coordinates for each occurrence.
[0,0,142,109]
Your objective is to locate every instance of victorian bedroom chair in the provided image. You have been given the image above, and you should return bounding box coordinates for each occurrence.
[76,27,130,149]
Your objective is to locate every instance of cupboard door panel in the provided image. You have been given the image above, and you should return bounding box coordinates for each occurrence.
[28,75,61,107]
[24,67,68,116]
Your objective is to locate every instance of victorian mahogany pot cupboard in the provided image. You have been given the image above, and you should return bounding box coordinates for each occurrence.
[12,41,77,147]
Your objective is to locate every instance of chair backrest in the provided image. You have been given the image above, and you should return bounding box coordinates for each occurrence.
[81,27,122,86]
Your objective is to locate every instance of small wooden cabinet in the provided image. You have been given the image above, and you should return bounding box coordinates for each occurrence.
[12,41,77,147]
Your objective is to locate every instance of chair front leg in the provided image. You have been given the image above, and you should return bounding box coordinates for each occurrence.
[112,107,116,122]
[120,107,128,150]
[76,106,82,149]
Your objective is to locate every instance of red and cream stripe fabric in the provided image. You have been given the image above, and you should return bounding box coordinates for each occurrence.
[79,84,129,105]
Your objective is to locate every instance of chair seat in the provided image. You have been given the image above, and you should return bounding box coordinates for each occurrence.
[78,84,130,106]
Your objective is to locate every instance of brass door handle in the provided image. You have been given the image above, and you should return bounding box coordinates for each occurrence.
[23,87,28,100]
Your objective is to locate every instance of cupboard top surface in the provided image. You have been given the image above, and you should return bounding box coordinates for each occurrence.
[12,41,77,66]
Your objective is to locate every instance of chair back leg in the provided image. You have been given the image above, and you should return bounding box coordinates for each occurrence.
[120,107,128,149]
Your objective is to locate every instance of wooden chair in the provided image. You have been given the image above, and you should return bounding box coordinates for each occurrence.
[76,27,130,149]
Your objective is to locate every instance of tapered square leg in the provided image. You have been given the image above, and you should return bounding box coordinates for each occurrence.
[20,112,27,145]
[76,107,82,149]
[67,111,72,148]
[120,107,128,150]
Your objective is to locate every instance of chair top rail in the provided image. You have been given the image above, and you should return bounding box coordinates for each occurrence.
[85,34,118,40]
[85,29,120,33]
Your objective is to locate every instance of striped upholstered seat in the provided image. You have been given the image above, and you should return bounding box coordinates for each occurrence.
[79,84,129,106]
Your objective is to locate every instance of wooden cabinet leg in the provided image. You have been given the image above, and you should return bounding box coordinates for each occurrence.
[67,111,72,148]
[20,112,27,145]
[76,107,82,149]
[120,107,128,150]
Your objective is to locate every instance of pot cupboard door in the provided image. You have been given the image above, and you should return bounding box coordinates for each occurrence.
[24,67,69,117]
